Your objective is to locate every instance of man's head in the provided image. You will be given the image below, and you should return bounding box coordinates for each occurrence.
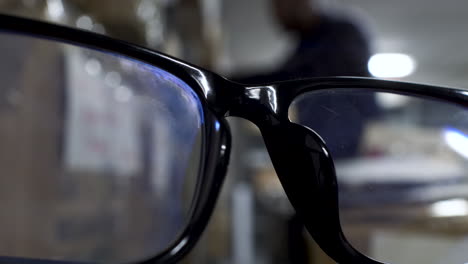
[271,0,320,33]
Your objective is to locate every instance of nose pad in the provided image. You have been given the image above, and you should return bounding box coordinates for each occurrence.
[259,122,339,225]
[260,122,337,195]
[260,122,365,263]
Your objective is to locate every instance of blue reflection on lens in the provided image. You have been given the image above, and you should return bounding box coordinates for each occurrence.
[443,127,468,159]
[112,53,205,124]
[140,63,204,124]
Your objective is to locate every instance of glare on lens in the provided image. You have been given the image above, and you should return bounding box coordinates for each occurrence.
[115,85,133,102]
[105,71,122,87]
[85,59,102,76]
[443,128,468,159]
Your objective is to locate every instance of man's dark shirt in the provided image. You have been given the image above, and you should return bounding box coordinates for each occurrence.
[237,14,377,158]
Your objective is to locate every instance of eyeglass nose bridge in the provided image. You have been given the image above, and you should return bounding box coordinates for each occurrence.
[225,84,287,125]
[225,84,338,213]
[222,82,382,264]
[220,81,375,263]
[258,121,375,264]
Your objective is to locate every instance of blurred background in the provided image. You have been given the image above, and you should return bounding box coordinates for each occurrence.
[1,0,468,264]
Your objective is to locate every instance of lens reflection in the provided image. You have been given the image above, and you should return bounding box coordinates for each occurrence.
[0,33,203,263]
[290,89,468,264]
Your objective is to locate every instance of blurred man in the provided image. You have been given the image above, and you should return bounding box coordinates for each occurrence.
[239,0,376,157]
[242,0,370,83]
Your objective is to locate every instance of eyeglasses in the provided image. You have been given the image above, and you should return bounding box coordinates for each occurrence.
[0,14,467,264]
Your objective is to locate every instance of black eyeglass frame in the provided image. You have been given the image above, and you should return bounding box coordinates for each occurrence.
[1,14,467,264]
